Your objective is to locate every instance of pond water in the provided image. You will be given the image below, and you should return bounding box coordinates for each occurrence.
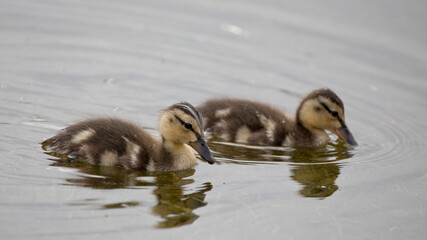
[1,0,426,239]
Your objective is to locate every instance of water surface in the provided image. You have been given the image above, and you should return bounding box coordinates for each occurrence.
[1,0,426,239]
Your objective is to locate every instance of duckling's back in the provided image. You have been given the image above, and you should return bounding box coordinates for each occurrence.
[197,98,291,145]
[43,117,160,170]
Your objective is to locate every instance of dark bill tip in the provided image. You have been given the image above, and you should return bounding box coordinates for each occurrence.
[335,124,358,146]
[189,137,215,164]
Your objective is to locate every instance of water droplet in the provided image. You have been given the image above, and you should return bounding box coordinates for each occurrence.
[104,77,115,85]
[221,23,244,36]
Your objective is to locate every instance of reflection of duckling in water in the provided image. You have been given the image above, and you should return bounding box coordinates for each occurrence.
[50,159,212,228]
[290,163,340,198]
[203,138,351,199]
[289,145,353,198]
[42,102,215,172]
[197,88,357,147]
[151,169,213,228]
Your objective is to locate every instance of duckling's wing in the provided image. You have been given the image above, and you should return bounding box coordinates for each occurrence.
[197,99,288,145]
[42,117,159,170]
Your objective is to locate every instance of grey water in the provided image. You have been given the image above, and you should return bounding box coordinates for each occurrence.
[0,0,426,239]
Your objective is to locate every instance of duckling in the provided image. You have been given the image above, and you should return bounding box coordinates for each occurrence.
[197,88,357,147]
[42,102,215,172]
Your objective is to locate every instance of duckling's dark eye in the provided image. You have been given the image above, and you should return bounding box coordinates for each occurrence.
[320,102,339,118]
[184,122,192,129]
[315,107,321,112]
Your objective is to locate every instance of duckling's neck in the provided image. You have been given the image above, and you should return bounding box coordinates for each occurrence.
[157,138,197,171]
[294,122,330,147]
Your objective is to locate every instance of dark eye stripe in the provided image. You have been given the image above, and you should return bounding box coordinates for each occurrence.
[173,114,201,138]
[320,102,342,121]
[174,114,185,125]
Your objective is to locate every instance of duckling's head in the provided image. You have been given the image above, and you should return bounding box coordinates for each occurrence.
[159,102,215,164]
[296,89,358,146]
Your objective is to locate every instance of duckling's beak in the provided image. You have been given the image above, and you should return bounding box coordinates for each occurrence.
[333,123,358,146]
[189,137,215,164]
